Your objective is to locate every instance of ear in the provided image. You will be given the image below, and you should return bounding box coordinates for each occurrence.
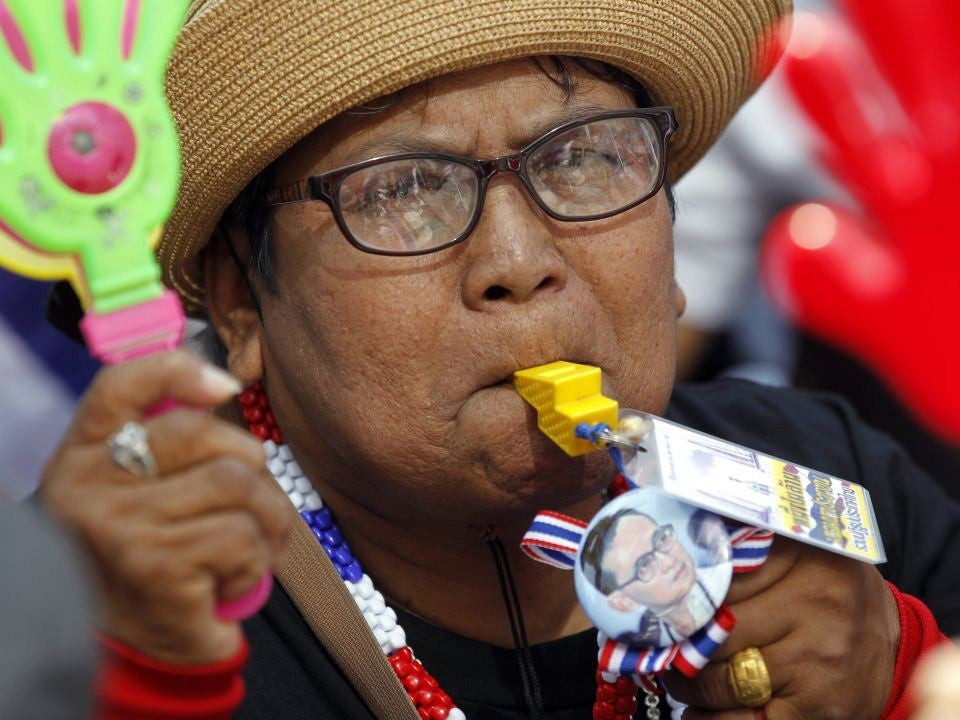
[203,224,265,386]
[607,591,639,613]
[674,280,687,319]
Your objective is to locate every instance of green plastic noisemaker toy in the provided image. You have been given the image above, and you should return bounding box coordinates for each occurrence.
[0,0,271,619]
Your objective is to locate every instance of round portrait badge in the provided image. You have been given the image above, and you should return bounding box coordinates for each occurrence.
[575,487,733,647]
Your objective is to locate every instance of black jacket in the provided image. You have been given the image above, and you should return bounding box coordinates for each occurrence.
[238,380,960,720]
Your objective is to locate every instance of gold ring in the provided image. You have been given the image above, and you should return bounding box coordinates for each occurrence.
[727,647,772,708]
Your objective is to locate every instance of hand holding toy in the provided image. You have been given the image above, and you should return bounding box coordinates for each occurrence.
[0,0,271,620]
[761,0,960,443]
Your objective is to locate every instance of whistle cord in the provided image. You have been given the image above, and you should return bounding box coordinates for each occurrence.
[487,535,545,720]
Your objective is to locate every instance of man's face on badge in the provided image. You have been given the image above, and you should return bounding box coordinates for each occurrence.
[605,514,696,613]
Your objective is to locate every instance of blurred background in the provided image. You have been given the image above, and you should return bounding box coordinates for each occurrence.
[0,272,99,501]
[674,0,960,500]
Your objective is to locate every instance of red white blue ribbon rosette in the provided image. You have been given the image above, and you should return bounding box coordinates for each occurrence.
[521,494,773,680]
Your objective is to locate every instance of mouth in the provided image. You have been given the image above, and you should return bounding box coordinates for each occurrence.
[478,359,600,393]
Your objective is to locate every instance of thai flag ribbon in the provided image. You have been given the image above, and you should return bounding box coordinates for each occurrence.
[520,510,587,570]
[521,516,773,575]
[729,526,775,573]
[521,512,774,678]
[597,604,737,677]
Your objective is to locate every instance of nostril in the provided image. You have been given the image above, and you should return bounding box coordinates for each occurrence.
[535,276,554,291]
[484,285,509,301]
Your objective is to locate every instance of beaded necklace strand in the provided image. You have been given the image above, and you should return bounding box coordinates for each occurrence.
[240,382,648,720]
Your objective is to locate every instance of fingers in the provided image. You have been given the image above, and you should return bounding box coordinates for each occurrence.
[842,0,960,114]
[66,351,242,445]
[139,458,291,557]
[664,580,797,713]
[760,204,895,343]
[42,402,271,491]
[95,507,287,663]
[0,2,33,79]
[681,699,801,720]
[141,409,267,477]
[165,512,281,602]
[2,2,68,75]
[131,0,191,69]
[712,596,794,662]
[725,538,800,605]
[680,708,757,720]
[781,14,917,204]
[664,640,788,712]
[79,0,127,66]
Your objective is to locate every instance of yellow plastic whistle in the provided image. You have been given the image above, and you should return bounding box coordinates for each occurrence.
[513,361,618,457]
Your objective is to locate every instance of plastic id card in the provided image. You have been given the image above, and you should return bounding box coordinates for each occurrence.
[627,415,886,564]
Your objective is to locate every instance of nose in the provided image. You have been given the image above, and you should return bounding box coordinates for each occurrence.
[460,179,567,311]
[657,551,677,576]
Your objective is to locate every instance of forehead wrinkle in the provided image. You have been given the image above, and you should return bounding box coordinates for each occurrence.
[296,59,639,174]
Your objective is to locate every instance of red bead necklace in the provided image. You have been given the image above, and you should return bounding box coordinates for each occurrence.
[239,382,646,720]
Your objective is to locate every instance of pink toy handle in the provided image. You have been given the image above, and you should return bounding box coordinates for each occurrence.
[80,289,273,621]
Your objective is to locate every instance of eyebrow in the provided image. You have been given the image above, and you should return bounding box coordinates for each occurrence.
[521,103,616,144]
[338,103,620,164]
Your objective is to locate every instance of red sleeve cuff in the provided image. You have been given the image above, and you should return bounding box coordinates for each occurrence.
[881,582,950,720]
[95,634,248,720]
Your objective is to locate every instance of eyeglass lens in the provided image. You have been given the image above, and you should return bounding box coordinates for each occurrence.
[334,115,662,253]
[527,115,660,218]
[337,157,480,253]
[634,523,677,584]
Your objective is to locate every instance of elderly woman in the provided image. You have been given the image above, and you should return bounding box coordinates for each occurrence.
[37,0,959,719]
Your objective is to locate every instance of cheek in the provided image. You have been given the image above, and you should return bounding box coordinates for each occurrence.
[566,204,677,411]
[264,219,463,469]
[643,580,670,606]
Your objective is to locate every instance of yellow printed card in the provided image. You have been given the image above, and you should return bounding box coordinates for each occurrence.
[643,416,885,564]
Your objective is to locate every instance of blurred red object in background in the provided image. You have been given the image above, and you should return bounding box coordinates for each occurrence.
[762,1,960,443]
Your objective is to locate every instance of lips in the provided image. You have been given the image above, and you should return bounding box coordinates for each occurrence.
[477,358,601,392]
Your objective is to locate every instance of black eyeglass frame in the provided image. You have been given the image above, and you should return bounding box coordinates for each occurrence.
[611,522,678,592]
[263,107,678,257]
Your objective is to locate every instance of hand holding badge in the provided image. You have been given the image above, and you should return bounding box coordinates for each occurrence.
[514,362,884,689]
[0,0,270,620]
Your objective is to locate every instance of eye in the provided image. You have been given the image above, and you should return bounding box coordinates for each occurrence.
[539,142,617,172]
[637,554,657,581]
[355,168,450,209]
[655,526,675,552]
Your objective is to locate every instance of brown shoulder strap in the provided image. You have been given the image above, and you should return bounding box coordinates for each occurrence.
[276,513,419,720]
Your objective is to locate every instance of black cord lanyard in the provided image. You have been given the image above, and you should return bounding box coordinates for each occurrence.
[487,534,545,720]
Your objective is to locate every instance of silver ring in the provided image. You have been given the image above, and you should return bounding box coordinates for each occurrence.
[107,421,158,478]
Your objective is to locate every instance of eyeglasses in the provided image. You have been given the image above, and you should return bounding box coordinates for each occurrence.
[264,108,677,256]
[613,523,678,590]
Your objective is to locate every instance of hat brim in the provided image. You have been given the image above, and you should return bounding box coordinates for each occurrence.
[160,0,791,315]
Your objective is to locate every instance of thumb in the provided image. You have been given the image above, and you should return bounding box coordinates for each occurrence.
[66,350,242,445]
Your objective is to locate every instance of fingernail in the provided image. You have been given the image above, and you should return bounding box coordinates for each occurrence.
[200,365,243,396]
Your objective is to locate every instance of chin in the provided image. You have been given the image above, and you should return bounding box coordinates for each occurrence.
[446,441,614,524]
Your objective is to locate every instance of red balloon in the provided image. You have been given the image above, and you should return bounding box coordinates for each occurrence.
[761,3,960,443]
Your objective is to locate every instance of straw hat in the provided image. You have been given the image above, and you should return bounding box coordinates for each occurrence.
[161,0,792,315]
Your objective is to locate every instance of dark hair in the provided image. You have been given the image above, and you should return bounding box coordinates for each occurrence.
[221,56,677,296]
[580,508,656,595]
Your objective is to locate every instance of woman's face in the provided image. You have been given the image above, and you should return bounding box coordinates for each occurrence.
[212,58,682,528]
